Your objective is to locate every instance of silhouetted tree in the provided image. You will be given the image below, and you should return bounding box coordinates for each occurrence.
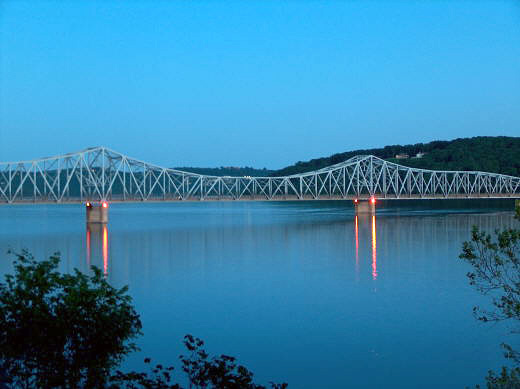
[111,335,287,389]
[0,250,142,388]
[460,203,520,388]
[0,252,287,389]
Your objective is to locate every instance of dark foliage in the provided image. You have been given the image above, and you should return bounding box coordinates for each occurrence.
[0,250,142,388]
[460,203,520,388]
[109,358,180,389]
[173,167,273,177]
[179,335,286,389]
[476,367,520,389]
[111,335,287,389]
[0,252,286,389]
[273,136,520,177]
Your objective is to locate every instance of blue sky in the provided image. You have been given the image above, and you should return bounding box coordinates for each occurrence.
[1,1,519,168]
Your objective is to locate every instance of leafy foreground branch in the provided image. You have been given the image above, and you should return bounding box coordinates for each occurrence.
[0,251,287,389]
[459,204,520,388]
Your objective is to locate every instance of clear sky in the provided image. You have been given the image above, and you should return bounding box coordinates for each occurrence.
[1,1,519,168]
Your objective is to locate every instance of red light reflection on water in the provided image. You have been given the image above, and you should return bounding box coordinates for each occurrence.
[355,215,359,270]
[86,224,109,277]
[371,215,377,280]
[86,228,91,266]
[103,225,108,277]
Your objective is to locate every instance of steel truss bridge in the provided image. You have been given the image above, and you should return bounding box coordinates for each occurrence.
[1,146,519,204]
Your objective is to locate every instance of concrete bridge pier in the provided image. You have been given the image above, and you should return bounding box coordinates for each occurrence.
[354,198,376,215]
[86,201,109,224]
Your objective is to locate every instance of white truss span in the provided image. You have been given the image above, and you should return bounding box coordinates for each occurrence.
[1,146,519,203]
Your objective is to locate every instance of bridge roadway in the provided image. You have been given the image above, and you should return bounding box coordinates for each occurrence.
[1,147,519,204]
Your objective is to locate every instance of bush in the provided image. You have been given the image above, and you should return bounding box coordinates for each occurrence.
[0,251,286,389]
[460,204,520,387]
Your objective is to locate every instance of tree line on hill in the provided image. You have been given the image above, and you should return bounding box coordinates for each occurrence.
[173,166,273,177]
[270,136,520,177]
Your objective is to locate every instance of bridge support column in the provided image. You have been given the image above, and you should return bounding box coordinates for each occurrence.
[354,198,376,215]
[86,202,109,224]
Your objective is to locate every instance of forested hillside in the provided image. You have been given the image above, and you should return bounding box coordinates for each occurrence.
[174,166,273,177]
[271,136,520,177]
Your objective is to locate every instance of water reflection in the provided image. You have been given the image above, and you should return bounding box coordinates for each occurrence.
[371,215,377,280]
[354,215,359,272]
[78,210,519,287]
[0,202,518,389]
[86,228,91,266]
[353,214,378,279]
[86,224,109,277]
[103,225,109,277]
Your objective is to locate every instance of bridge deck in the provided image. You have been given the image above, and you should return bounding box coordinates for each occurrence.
[2,193,519,205]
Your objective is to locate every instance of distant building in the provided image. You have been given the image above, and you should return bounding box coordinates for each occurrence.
[414,152,426,159]
[395,153,409,159]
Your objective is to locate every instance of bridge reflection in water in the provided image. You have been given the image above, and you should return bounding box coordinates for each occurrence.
[86,224,109,277]
[86,213,379,281]
[354,214,378,280]
[77,206,519,286]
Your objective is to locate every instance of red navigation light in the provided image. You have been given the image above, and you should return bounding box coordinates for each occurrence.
[370,197,376,204]
[354,198,358,204]
[102,201,108,208]
[86,202,91,208]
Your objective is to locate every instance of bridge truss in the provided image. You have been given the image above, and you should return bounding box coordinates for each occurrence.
[1,146,519,203]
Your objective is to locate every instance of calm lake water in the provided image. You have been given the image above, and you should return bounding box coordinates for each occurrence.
[0,199,518,388]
